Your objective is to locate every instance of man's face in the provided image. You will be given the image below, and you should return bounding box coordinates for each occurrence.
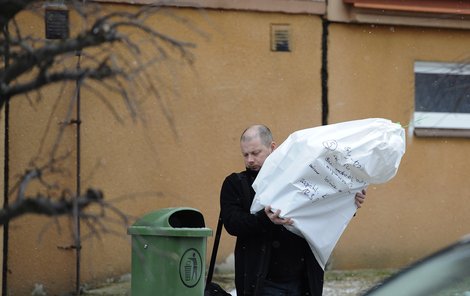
[240,136,274,171]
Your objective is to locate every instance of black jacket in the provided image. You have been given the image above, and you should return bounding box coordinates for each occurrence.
[220,170,324,296]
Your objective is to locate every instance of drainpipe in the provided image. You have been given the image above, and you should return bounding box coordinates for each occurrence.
[2,23,10,296]
[321,19,330,126]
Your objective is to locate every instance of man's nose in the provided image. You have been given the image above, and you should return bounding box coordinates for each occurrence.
[247,155,255,163]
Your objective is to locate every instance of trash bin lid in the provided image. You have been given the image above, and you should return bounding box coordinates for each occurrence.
[127,207,213,237]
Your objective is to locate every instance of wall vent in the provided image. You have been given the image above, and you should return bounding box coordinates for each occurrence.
[271,24,291,52]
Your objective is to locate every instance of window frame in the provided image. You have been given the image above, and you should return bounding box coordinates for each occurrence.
[413,61,470,138]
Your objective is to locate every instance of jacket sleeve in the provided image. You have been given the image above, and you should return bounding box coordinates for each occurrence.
[220,173,274,237]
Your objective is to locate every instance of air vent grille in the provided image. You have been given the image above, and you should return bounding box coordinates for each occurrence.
[271,24,291,52]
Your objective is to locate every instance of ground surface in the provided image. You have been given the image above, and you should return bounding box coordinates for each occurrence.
[83,269,396,296]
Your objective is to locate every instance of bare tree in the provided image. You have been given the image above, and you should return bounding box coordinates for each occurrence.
[0,0,197,230]
[0,1,202,294]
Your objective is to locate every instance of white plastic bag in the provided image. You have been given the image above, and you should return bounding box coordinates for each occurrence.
[250,118,406,269]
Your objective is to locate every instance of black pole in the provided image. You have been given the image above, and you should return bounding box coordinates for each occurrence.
[206,214,223,286]
[74,52,82,295]
[2,23,11,296]
[321,19,330,126]
[74,2,86,293]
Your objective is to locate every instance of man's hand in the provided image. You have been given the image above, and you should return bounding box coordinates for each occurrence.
[265,206,294,225]
[355,189,367,208]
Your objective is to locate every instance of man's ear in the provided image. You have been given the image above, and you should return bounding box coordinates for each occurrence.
[270,141,277,151]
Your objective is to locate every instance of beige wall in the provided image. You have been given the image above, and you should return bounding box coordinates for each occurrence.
[7,81,78,294]
[328,23,470,268]
[7,6,323,294]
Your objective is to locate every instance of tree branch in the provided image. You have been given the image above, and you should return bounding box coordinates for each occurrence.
[0,189,104,225]
[4,62,119,98]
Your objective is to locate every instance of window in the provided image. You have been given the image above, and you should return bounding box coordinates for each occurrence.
[413,61,470,137]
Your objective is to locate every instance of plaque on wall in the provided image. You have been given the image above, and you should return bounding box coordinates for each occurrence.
[45,7,69,39]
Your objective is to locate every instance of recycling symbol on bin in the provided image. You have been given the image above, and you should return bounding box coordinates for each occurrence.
[179,248,202,288]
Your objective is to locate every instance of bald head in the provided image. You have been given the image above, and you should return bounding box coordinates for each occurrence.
[240,125,275,171]
[240,125,273,148]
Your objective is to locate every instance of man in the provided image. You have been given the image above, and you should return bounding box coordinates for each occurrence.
[220,124,366,296]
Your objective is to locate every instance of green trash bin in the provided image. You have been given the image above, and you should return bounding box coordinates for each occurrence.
[128,207,213,296]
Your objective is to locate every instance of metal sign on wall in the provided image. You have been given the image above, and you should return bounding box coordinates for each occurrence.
[45,5,69,39]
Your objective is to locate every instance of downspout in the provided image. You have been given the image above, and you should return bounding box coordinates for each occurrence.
[321,18,330,125]
[2,24,10,296]
[2,23,10,296]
